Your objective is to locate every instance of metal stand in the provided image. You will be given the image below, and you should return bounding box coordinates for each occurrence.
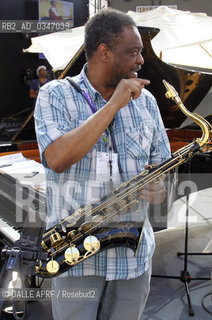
[152,160,211,317]
[11,110,34,142]
[0,214,47,319]
[0,251,27,320]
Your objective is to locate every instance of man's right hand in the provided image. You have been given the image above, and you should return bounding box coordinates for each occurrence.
[109,78,150,111]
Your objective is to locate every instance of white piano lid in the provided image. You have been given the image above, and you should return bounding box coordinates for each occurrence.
[23,26,85,72]
[128,6,212,70]
[23,7,212,71]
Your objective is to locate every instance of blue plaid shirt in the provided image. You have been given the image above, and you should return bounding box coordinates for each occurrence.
[34,64,170,280]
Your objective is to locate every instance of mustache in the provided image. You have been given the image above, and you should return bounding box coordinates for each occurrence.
[133,65,142,73]
[128,66,142,76]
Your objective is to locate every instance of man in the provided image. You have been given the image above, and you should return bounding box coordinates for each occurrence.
[49,0,63,21]
[34,8,170,320]
[30,65,49,108]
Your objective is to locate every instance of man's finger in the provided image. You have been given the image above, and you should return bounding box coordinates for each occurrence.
[137,78,150,86]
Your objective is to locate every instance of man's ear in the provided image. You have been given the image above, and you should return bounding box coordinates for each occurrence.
[97,43,112,63]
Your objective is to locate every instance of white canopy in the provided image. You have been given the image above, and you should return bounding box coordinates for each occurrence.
[128,6,212,70]
[23,26,84,71]
[23,6,212,71]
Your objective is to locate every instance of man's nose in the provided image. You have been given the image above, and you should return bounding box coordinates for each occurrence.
[137,52,144,65]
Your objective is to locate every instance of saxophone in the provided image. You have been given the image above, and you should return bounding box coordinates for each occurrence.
[36,80,212,278]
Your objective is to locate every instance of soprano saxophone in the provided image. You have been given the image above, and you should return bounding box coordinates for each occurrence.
[36,80,212,278]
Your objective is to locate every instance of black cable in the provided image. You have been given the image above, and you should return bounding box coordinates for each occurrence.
[108,124,124,176]
[201,292,212,315]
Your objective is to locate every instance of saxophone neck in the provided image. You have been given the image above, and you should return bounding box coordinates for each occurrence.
[163,80,212,148]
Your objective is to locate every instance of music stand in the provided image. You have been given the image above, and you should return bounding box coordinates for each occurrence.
[152,160,211,316]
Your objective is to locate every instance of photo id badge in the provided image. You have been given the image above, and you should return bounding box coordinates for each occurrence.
[96,151,119,178]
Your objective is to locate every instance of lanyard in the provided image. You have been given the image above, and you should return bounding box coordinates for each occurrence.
[66,76,123,180]
[82,89,115,185]
[66,76,110,145]
[81,88,110,146]
[81,82,115,181]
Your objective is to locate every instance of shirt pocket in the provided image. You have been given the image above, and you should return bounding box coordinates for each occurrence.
[125,123,154,160]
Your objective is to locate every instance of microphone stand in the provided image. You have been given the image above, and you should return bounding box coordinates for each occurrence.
[152,159,211,317]
[177,152,212,259]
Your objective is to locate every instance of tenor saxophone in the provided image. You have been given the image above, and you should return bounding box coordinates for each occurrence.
[36,80,212,277]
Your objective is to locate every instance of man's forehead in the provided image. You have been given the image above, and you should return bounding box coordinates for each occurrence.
[120,25,143,48]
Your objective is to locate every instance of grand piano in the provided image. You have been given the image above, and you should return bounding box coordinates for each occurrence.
[0,25,211,247]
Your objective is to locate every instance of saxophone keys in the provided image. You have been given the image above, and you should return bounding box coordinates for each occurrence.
[92,215,103,223]
[35,260,42,273]
[46,259,60,275]
[41,240,51,253]
[67,230,76,239]
[83,235,100,253]
[50,232,65,247]
[64,246,80,264]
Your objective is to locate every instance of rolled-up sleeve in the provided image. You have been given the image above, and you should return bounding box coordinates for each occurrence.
[34,82,73,167]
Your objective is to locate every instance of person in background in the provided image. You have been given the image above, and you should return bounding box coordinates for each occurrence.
[49,0,63,21]
[34,8,170,320]
[29,65,49,108]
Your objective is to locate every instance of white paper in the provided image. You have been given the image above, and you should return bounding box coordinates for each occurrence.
[0,152,26,166]
[96,152,119,177]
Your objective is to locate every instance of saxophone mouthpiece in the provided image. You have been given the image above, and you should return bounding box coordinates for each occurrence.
[162,80,178,100]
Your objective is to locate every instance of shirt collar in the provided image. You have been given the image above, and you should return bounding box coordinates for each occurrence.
[80,63,103,103]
